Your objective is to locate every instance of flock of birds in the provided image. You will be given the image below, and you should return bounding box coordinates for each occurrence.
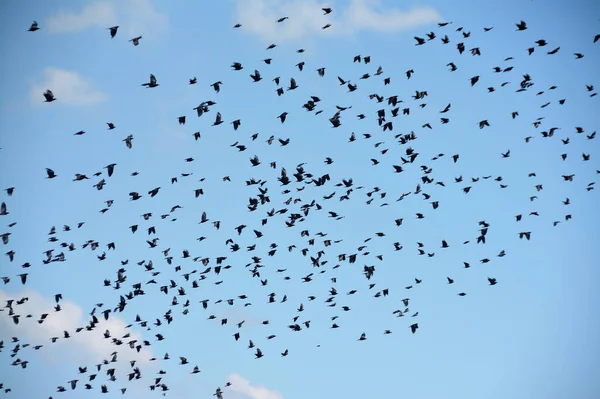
[1,6,599,399]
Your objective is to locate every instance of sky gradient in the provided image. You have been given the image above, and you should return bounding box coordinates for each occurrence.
[0,1,599,399]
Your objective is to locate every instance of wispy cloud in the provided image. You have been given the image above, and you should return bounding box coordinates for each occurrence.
[234,0,443,43]
[45,1,117,33]
[46,0,168,38]
[226,373,284,399]
[30,67,107,107]
[0,289,153,367]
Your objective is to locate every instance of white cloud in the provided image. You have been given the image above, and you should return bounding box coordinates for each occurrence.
[46,0,168,38]
[0,289,153,367]
[234,0,443,43]
[30,67,107,107]
[227,374,284,399]
[46,1,117,33]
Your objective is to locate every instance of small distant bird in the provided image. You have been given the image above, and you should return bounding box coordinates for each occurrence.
[516,20,527,31]
[28,21,39,32]
[142,74,159,88]
[129,35,142,46]
[250,70,262,82]
[43,90,56,102]
[46,168,57,179]
[108,26,118,38]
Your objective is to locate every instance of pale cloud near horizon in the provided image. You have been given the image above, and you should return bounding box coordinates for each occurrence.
[0,288,153,367]
[234,0,443,43]
[30,67,107,107]
[46,0,168,38]
[226,373,285,399]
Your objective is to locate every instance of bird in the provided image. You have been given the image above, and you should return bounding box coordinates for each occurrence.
[129,35,143,46]
[43,90,56,102]
[108,26,119,38]
[28,21,39,32]
[250,70,262,82]
[45,168,57,179]
[142,74,159,88]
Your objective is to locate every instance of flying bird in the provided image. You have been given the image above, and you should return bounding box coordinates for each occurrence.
[129,35,143,46]
[43,90,56,102]
[142,74,159,88]
[108,26,119,38]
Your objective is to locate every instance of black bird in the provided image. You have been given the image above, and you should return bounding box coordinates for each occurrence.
[43,90,56,102]
[250,70,262,82]
[142,74,159,88]
[213,112,223,126]
[108,26,118,38]
[104,164,116,177]
[45,168,57,179]
[28,21,39,32]
[212,81,223,92]
[129,35,142,46]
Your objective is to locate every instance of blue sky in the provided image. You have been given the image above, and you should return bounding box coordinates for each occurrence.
[0,0,599,398]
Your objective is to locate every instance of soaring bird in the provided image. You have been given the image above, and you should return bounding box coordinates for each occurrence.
[129,35,142,46]
[43,90,56,102]
[142,74,159,88]
[516,20,527,31]
[108,26,119,38]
